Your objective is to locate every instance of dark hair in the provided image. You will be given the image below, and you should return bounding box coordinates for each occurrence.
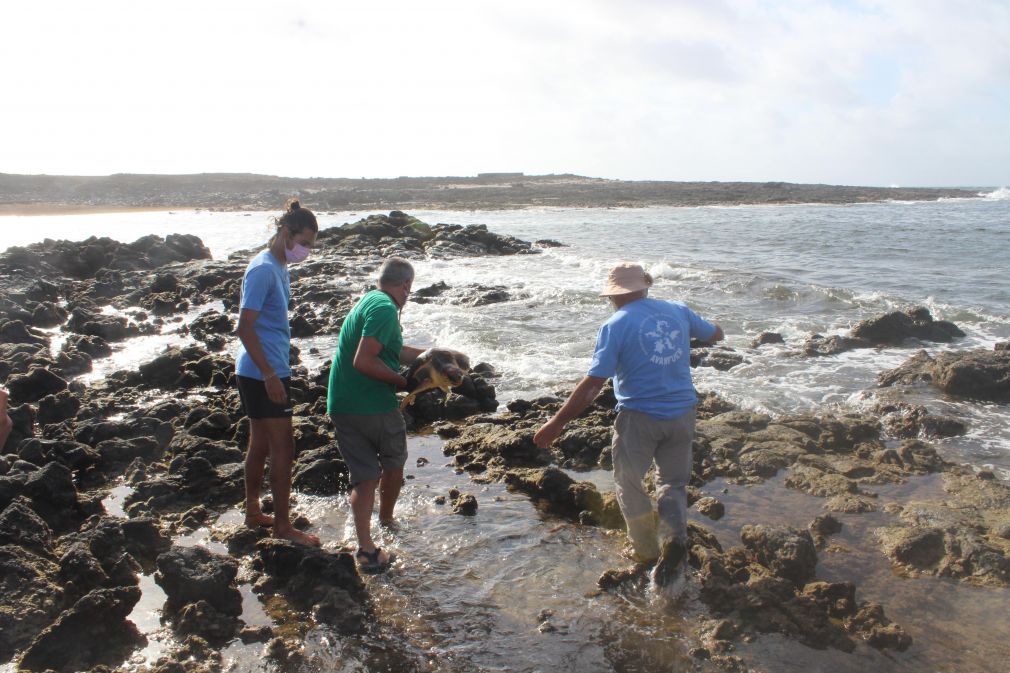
[275,198,318,235]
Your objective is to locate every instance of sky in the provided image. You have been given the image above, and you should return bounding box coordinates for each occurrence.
[2,0,1008,186]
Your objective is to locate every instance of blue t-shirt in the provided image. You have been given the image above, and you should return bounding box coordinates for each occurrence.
[235,250,291,380]
[588,297,717,419]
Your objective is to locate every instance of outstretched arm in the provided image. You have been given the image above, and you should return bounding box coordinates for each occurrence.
[533,375,607,448]
[399,345,426,366]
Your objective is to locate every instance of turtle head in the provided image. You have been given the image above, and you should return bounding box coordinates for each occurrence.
[444,365,465,387]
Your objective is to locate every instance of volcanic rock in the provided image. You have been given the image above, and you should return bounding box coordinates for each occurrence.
[879,348,1010,401]
[174,599,240,643]
[451,492,478,516]
[874,471,1010,587]
[752,332,784,348]
[5,367,68,404]
[740,525,818,587]
[66,307,139,342]
[695,496,726,520]
[0,497,53,556]
[253,538,365,634]
[851,307,964,345]
[155,545,242,616]
[36,390,82,426]
[803,334,871,357]
[0,543,63,662]
[17,586,143,673]
[292,445,350,496]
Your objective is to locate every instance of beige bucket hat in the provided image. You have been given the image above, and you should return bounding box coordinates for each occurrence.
[599,263,653,296]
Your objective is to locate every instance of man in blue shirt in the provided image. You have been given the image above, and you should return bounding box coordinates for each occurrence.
[534,263,723,592]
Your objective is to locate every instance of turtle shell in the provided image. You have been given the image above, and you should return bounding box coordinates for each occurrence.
[407,348,471,384]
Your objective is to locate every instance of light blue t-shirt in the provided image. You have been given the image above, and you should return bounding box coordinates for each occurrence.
[235,250,291,380]
[588,297,717,419]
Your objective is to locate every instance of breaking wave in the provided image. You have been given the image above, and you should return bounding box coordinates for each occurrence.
[979,186,1010,200]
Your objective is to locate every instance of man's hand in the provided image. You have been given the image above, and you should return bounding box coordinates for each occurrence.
[264,376,288,406]
[533,419,565,449]
[397,369,420,393]
[533,376,607,449]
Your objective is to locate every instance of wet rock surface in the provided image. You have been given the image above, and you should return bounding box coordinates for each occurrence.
[18,585,145,673]
[0,211,545,670]
[155,545,242,616]
[0,542,64,662]
[695,496,726,520]
[752,331,784,348]
[809,514,843,548]
[691,525,911,653]
[879,347,1010,401]
[252,538,367,634]
[0,212,1007,671]
[850,307,965,345]
[439,371,1010,658]
[874,470,1010,586]
[873,402,968,439]
[410,281,531,307]
[804,307,965,356]
[451,491,479,515]
[1,214,519,667]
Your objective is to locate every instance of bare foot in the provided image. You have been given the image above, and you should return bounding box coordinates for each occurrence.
[378,518,399,531]
[244,512,274,528]
[274,526,321,547]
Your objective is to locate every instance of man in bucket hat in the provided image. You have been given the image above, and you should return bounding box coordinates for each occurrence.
[534,262,723,595]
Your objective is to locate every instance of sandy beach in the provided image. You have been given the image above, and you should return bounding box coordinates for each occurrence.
[0,204,179,217]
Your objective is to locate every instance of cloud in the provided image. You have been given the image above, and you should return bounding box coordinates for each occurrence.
[0,0,1007,185]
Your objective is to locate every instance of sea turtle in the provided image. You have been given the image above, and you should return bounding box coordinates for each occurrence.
[400,348,472,409]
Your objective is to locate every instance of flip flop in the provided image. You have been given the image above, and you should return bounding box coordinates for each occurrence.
[355,547,394,574]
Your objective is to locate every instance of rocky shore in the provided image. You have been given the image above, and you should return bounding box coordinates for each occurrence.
[1,211,1008,672]
[0,172,981,212]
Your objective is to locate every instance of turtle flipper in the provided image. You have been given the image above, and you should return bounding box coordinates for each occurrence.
[400,380,439,408]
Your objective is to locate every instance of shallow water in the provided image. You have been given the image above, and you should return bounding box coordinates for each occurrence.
[101,436,1010,673]
[111,436,699,672]
[706,473,1010,673]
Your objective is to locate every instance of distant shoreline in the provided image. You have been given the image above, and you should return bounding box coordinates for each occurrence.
[0,204,181,217]
[0,173,982,213]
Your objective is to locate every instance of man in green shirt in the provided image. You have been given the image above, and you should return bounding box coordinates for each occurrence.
[328,257,424,572]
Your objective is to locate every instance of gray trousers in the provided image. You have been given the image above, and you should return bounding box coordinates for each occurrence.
[611,407,695,561]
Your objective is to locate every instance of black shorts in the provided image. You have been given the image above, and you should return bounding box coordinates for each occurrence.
[236,375,293,419]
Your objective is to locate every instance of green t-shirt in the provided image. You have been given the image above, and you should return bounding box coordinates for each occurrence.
[327,290,403,415]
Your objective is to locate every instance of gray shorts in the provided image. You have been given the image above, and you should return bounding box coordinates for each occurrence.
[330,410,408,485]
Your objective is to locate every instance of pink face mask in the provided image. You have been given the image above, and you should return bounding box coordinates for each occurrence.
[285,243,310,263]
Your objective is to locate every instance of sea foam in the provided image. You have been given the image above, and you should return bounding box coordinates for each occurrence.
[979,186,1010,200]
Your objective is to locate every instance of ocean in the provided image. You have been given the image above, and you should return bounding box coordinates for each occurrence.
[2,192,1009,672]
[6,192,1009,474]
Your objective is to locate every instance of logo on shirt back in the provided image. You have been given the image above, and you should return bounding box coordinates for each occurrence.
[639,315,684,365]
